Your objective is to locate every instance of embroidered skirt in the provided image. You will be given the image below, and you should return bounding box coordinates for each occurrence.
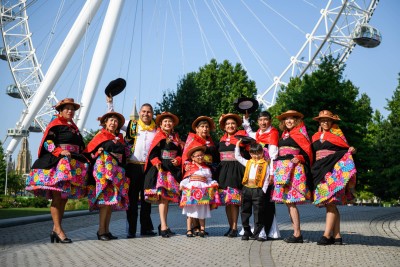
[272,159,311,203]
[218,186,241,206]
[87,152,129,211]
[180,179,221,208]
[26,157,88,199]
[313,152,357,206]
[144,170,180,204]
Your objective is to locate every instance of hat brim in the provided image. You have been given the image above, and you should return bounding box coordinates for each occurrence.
[99,112,125,130]
[56,103,80,112]
[191,116,216,131]
[219,114,242,130]
[235,135,256,144]
[234,97,259,114]
[186,145,207,159]
[105,78,126,97]
[155,113,179,126]
[276,111,304,121]
[313,115,341,121]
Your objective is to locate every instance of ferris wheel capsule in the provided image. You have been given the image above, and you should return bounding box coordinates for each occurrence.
[352,24,382,48]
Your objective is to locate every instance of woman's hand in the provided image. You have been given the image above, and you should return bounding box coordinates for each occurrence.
[348,146,356,154]
[60,150,71,158]
[236,139,242,147]
[171,158,179,166]
[155,163,162,170]
[291,157,299,164]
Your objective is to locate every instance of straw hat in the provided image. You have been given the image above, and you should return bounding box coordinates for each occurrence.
[219,113,242,130]
[192,116,216,131]
[54,98,80,112]
[99,112,125,130]
[313,110,341,121]
[276,110,304,121]
[186,145,206,159]
[155,112,179,126]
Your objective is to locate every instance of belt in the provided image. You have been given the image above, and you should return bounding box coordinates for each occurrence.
[127,160,145,164]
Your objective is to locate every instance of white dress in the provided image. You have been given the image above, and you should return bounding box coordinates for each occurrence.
[180,166,218,219]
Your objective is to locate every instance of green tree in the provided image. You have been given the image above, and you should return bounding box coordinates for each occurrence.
[0,141,6,195]
[155,59,258,139]
[365,74,400,201]
[269,56,373,191]
[7,171,25,196]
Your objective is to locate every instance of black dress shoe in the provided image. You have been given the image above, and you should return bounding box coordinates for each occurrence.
[106,232,118,239]
[224,228,232,236]
[141,230,157,236]
[227,229,238,238]
[333,237,343,245]
[97,231,111,241]
[166,228,175,235]
[317,236,332,245]
[127,233,136,239]
[50,231,72,244]
[283,235,303,243]
[257,237,267,242]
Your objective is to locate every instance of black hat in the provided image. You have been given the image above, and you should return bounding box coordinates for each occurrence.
[234,95,259,114]
[234,135,256,144]
[105,78,126,97]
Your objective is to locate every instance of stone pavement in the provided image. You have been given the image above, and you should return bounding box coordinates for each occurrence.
[0,204,399,267]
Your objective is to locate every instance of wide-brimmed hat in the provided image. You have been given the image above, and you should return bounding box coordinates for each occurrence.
[276,110,304,121]
[192,116,216,131]
[104,78,126,97]
[234,95,259,114]
[219,113,242,130]
[155,112,179,126]
[313,110,341,121]
[99,112,125,130]
[54,98,80,112]
[186,145,207,159]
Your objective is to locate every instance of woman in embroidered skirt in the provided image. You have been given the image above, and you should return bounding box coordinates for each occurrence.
[182,116,220,235]
[311,110,356,245]
[26,98,89,243]
[144,112,182,238]
[180,145,220,237]
[273,110,313,243]
[85,111,129,241]
[217,113,250,237]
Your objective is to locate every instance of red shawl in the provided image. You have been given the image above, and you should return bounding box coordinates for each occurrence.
[255,127,279,146]
[182,133,215,167]
[183,162,209,179]
[84,128,124,153]
[311,126,349,148]
[282,122,313,165]
[220,129,248,147]
[37,115,81,157]
[144,128,181,170]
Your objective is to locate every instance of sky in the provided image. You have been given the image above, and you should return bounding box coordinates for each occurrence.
[1,0,399,163]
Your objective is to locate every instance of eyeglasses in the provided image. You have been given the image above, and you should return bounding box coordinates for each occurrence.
[192,154,204,158]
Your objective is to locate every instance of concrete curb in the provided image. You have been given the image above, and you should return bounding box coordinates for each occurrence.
[0,210,94,228]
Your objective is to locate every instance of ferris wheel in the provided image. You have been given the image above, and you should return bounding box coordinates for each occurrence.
[0,0,381,157]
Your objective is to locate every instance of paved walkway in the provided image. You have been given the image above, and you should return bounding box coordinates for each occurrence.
[0,205,399,267]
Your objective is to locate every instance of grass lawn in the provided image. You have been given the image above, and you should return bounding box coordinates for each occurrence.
[0,208,50,220]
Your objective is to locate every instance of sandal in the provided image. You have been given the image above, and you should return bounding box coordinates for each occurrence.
[199,229,206,238]
[192,227,200,236]
[186,230,194,237]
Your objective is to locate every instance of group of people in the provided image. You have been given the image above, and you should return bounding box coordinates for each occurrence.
[26,95,357,246]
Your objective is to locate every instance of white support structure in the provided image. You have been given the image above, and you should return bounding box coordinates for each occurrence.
[5,0,103,156]
[76,0,125,130]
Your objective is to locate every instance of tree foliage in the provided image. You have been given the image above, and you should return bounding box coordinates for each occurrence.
[155,59,258,139]
[0,141,6,195]
[364,74,400,201]
[269,56,373,192]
